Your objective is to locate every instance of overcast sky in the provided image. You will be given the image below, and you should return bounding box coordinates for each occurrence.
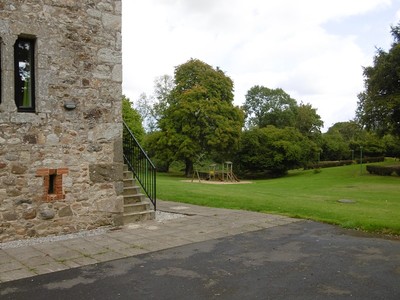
[122,0,400,131]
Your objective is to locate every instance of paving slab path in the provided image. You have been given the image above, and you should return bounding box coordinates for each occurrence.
[1,200,400,299]
[0,200,297,283]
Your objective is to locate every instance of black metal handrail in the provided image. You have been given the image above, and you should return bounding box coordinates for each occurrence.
[123,121,156,210]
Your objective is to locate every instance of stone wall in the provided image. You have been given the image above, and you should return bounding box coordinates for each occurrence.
[0,0,123,242]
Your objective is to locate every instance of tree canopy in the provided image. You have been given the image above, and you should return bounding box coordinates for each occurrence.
[134,75,175,133]
[295,103,324,138]
[243,86,298,129]
[131,24,400,179]
[156,59,244,176]
[243,86,323,137]
[357,22,400,137]
[237,126,317,177]
[122,95,145,142]
[320,121,390,160]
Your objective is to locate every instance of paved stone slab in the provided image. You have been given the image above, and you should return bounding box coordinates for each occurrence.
[0,268,35,283]
[0,261,27,272]
[91,251,127,263]
[30,263,68,275]
[1,221,400,300]
[0,200,300,283]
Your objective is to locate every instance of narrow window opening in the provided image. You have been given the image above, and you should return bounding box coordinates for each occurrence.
[0,37,2,104]
[14,37,35,112]
[36,168,68,202]
[48,174,56,194]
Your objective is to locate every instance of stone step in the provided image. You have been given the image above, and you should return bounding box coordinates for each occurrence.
[123,171,134,179]
[122,164,155,224]
[123,202,151,214]
[124,186,142,194]
[123,186,142,196]
[123,177,136,186]
[124,193,145,204]
[123,210,155,223]
[123,164,134,172]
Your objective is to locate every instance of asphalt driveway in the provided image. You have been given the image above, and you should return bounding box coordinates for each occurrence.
[1,220,399,299]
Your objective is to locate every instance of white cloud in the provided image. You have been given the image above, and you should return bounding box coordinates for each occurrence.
[122,0,398,130]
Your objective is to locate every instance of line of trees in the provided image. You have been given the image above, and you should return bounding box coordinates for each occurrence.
[123,22,400,178]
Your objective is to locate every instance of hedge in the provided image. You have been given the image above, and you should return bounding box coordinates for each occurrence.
[306,157,386,170]
[366,165,400,176]
[305,160,354,169]
[355,156,385,164]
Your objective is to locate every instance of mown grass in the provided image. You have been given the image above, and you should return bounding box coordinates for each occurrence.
[157,160,400,235]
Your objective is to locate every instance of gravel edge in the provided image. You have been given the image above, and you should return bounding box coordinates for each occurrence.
[0,211,185,250]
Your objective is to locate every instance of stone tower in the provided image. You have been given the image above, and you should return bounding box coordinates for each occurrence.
[0,1,124,242]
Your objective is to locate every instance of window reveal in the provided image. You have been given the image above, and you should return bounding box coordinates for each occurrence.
[36,168,69,202]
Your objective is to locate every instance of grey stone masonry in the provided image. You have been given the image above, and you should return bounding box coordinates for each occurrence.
[0,1,123,242]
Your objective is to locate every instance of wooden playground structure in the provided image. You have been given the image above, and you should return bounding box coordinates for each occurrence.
[192,161,240,183]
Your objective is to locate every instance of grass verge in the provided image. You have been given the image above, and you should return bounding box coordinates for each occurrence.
[157,161,400,235]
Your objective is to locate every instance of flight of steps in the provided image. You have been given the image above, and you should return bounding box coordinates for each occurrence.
[123,165,155,223]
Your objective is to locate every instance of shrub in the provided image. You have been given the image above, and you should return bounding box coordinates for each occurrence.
[355,156,385,164]
[366,165,394,176]
[313,168,322,174]
[305,160,353,169]
[237,126,315,178]
[395,167,400,176]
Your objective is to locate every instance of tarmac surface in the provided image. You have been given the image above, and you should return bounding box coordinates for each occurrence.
[1,200,400,299]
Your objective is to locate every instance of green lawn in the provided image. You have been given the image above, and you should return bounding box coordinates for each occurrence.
[156,161,400,235]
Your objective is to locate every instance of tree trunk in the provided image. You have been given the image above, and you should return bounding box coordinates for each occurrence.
[185,158,193,178]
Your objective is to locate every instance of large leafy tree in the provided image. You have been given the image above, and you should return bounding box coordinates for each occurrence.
[294,103,324,138]
[243,85,298,129]
[157,59,244,176]
[382,133,400,157]
[356,22,400,137]
[134,75,175,133]
[322,121,388,160]
[321,129,350,161]
[243,86,323,135]
[122,95,145,142]
[237,126,316,177]
[143,130,175,172]
[324,121,363,158]
[150,74,175,131]
[134,93,155,132]
[326,121,362,143]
